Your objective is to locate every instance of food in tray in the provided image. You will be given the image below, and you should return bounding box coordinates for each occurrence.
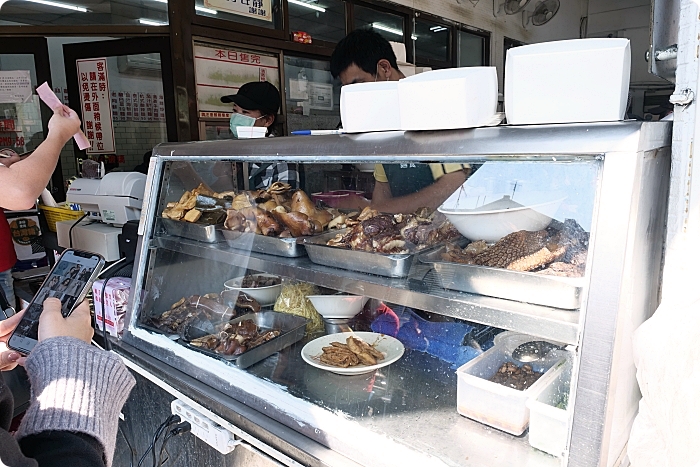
[239,274,281,288]
[161,183,234,224]
[326,206,461,254]
[147,293,261,335]
[318,336,385,368]
[222,182,343,238]
[188,319,282,356]
[441,219,588,277]
[274,282,323,333]
[489,362,543,391]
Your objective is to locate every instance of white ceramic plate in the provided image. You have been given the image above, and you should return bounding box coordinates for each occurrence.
[301,332,405,375]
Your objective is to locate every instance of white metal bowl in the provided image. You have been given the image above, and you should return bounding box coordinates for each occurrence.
[223,274,282,307]
[307,295,369,319]
[438,195,564,242]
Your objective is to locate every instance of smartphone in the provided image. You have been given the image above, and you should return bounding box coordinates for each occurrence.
[8,249,104,354]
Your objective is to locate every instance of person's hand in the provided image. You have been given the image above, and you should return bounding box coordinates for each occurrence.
[38,298,93,344]
[0,148,21,168]
[0,311,25,371]
[47,105,81,144]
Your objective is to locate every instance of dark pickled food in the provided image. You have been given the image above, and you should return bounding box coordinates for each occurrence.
[489,362,543,391]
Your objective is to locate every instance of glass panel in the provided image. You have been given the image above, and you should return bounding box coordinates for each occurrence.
[458,30,486,67]
[283,55,340,133]
[76,53,168,172]
[136,155,600,467]
[195,0,282,30]
[288,0,346,44]
[194,41,281,137]
[353,5,404,43]
[0,54,44,155]
[414,19,450,62]
[0,0,168,26]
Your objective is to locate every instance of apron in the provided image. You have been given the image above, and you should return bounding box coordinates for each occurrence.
[382,164,435,198]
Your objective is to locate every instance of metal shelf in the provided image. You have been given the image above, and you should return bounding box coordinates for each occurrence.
[154,235,580,345]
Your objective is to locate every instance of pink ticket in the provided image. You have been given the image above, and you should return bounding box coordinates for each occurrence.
[36,82,91,150]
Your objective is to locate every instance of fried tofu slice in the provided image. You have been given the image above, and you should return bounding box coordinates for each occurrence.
[183,209,202,223]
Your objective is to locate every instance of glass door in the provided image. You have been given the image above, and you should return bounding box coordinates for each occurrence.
[63,37,177,174]
[0,38,60,199]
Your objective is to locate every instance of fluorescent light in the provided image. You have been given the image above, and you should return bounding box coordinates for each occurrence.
[430,26,447,32]
[139,18,166,25]
[24,0,87,12]
[372,23,403,36]
[195,5,217,14]
[288,0,325,12]
[429,25,441,31]
[411,34,417,40]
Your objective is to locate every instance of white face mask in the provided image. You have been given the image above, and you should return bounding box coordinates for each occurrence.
[230,113,264,138]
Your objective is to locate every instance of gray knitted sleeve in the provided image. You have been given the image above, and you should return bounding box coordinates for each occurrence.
[15,336,136,467]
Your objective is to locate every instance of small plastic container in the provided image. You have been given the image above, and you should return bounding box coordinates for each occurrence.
[456,332,567,435]
[527,360,572,457]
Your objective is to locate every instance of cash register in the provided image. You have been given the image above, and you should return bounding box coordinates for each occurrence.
[57,172,146,261]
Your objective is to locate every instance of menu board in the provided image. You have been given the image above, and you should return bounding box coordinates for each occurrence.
[203,0,272,22]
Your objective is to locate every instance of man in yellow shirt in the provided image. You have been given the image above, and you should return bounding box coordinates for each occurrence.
[331,29,469,213]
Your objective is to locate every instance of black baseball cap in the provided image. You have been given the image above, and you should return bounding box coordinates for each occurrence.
[221,81,280,115]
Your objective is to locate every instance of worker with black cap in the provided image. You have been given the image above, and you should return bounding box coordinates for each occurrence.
[221,81,281,138]
[220,81,302,189]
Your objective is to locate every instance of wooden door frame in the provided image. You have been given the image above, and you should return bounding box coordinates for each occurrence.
[62,37,178,171]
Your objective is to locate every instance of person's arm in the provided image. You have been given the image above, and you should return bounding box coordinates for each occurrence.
[0,106,81,210]
[370,170,468,214]
[0,300,135,467]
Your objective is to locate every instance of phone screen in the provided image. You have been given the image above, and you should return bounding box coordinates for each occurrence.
[9,249,103,353]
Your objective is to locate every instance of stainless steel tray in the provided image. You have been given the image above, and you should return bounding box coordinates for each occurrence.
[220,229,307,258]
[303,230,417,278]
[160,218,225,243]
[419,248,583,310]
[181,311,308,369]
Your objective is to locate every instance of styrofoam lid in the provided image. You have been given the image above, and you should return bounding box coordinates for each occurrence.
[507,38,630,56]
[400,66,496,83]
[389,41,407,63]
[341,81,399,93]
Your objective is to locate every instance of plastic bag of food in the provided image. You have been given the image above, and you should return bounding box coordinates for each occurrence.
[273,281,323,333]
[628,295,700,467]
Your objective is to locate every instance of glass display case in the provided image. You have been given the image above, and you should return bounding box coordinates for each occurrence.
[121,121,671,467]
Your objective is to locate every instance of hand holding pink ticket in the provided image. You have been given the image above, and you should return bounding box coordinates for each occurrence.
[36,82,91,150]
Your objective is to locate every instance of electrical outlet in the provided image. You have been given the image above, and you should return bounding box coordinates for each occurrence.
[171,399,241,454]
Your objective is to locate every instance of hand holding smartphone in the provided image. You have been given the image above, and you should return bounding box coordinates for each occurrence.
[8,249,104,354]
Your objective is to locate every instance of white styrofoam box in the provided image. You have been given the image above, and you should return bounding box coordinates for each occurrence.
[456,332,567,435]
[505,38,631,124]
[527,360,572,457]
[398,67,497,131]
[340,81,401,133]
[236,126,267,139]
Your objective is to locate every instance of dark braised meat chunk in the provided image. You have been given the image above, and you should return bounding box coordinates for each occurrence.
[188,318,282,357]
[361,214,396,237]
[489,362,543,391]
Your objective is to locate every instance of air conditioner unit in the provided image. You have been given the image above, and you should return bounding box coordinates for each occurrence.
[117,53,162,77]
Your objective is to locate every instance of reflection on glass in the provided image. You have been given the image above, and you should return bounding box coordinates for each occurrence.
[458,30,486,67]
[0,54,44,155]
[283,55,340,133]
[353,5,404,43]
[414,19,450,62]
[288,0,345,43]
[195,0,281,29]
[0,0,168,25]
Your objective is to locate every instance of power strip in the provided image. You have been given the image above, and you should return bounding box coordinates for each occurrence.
[171,399,241,454]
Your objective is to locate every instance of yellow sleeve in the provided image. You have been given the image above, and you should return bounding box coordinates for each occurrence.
[429,163,471,180]
[373,164,388,183]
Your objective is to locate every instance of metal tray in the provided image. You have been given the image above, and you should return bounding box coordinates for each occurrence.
[220,229,307,258]
[180,311,308,369]
[419,248,583,310]
[303,230,417,278]
[160,218,225,243]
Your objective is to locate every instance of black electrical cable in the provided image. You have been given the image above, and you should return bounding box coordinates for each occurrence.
[136,414,180,467]
[68,212,89,249]
[118,421,136,467]
[157,421,191,467]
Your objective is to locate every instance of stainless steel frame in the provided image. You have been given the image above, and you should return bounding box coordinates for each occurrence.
[122,121,671,467]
